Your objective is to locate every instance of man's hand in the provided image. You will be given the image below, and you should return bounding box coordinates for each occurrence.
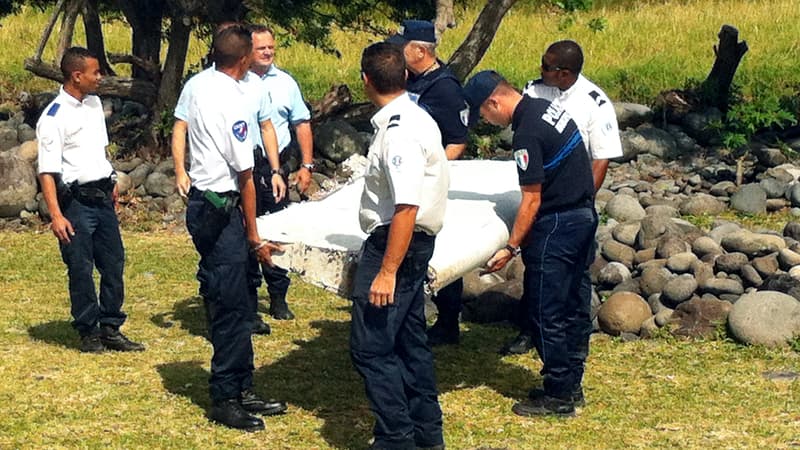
[252,240,284,266]
[271,173,287,203]
[296,167,312,194]
[175,171,191,198]
[369,269,397,307]
[482,248,513,275]
[51,214,75,244]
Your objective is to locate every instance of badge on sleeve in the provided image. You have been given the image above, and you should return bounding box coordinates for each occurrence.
[514,149,529,171]
[232,120,248,142]
[460,106,469,127]
[391,155,403,167]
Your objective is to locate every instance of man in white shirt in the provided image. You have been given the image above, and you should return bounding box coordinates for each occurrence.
[37,47,144,354]
[350,42,449,450]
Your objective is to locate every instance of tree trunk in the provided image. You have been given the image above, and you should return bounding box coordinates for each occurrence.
[33,0,66,62]
[702,24,748,112]
[115,0,164,80]
[154,13,192,141]
[55,0,84,64]
[446,0,518,82]
[83,0,115,75]
[434,0,455,41]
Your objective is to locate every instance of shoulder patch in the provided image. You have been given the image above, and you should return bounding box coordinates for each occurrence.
[389,114,401,122]
[232,120,248,142]
[514,149,529,171]
[47,103,61,117]
[387,123,399,129]
[588,91,607,107]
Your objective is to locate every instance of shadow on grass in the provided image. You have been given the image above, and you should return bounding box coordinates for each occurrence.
[151,296,209,341]
[155,360,211,411]
[27,320,79,350]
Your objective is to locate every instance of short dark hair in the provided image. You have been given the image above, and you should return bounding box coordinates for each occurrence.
[247,23,274,36]
[212,24,252,69]
[361,42,406,95]
[60,47,96,81]
[546,40,584,74]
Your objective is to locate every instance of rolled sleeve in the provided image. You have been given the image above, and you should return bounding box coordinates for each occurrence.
[384,136,425,207]
[36,119,63,174]
[174,84,192,121]
[287,79,311,124]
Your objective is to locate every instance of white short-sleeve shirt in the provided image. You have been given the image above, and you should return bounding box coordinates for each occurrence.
[359,93,449,236]
[524,74,623,161]
[36,87,113,184]
[180,69,255,192]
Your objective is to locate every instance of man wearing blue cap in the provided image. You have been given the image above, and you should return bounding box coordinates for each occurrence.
[388,19,470,346]
[463,70,597,417]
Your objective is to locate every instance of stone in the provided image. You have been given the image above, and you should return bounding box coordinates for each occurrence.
[128,162,154,188]
[17,123,36,143]
[644,204,679,218]
[612,222,640,247]
[640,315,659,338]
[461,269,505,302]
[0,124,17,151]
[699,278,744,296]
[679,193,726,216]
[113,157,144,173]
[761,274,800,302]
[740,264,763,287]
[692,260,715,286]
[611,278,641,296]
[116,172,132,195]
[728,291,800,348]
[753,147,789,168]
[729,183,767,214]
[714,252,749,274]
[661,274,698,307]
[766,198,789,211]
[751,253,780,278]
[654,308,674,327]
[666,252,698,273]
[788,184,800,208]
[721,231,786,257]
[656,234,691,259]
[462,280,523,323]
[647,293,668,314]
[759,177,788,199]
[637,215,671,249]
[640,267,672,298]
[635,248,656,264]
[16,140,38,162]
[154,158,175,175]
[605,194,646,223]
[144,172,176,197]
[597,291,652,336]
[778,248,800,270]
[615,102,652,129]
[0,151,37,217]
[784,222,800,242]
[601,239,636,269]
[710,181,737,197]
[692,236,723,257]
[636,126,682,160]
[681,108,722,145]
[598,262,632,287]
[670,297,732,339]
[314,120,368,163]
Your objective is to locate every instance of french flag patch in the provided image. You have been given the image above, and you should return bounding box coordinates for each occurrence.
[232,120,248,142]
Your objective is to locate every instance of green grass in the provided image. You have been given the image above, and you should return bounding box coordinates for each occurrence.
[2,0,799,106]
[1,229,799,448]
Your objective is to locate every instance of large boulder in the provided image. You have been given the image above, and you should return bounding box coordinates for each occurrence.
[679,193,726,216]
[0,151,37,217]
[605,194,646,223]
[721,231,787,257]
[615,102,652,129]
[314,120,368,163]
[144,172,176,197]
[729,184,767,214]
[728,291,800,347]
[0,123,18,151]
[660,274,698,307]
[671,297,732,339]
[597,291,652,336]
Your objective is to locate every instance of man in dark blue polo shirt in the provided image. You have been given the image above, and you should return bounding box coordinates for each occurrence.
[464,70,598,417]
[388,19,470,346]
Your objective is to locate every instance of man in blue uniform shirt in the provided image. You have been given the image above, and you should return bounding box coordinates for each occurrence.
[37,47,144,354]
[464,70,598,417]
[388,19,470,346]
[177,25,286,431]
[350,42,449,450]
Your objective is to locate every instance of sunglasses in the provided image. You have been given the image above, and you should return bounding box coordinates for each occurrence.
[541,57,572,73]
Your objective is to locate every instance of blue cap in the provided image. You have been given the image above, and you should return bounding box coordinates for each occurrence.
[463,70,505,126]
[386,20,436,45]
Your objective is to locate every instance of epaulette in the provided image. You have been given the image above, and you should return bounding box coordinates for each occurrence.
[47,103,61,117]
[524,79,544,90]
[387,114,401,129]
[588,90,607,107]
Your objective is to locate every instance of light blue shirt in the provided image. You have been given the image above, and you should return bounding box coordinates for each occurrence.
[259,64,311,152]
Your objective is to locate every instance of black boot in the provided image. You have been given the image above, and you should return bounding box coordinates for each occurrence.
[512,395,575,417]
[99,326,145,352]
[251,315,271,335]
[529,386,586,407]
[498,332,534,355]
[426,317,459,346]
[209,398,265,431]
[239,389,288,416]
[269,295,294,320]
[80,333,105,353]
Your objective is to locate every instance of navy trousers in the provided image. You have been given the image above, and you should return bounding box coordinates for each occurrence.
[350,229,443,449]
[59,196,126,336]
[186,191,254,402]
[431,277,463,323]
[521,206,597,399]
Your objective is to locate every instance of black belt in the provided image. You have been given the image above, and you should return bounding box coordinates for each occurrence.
[189,187,241,209]
[71,176,116,202]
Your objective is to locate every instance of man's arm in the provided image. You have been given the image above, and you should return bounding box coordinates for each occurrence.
[259,119,286,202]
[369,204,419,307]
[39,173,74,243]
[444,143,467,161]
[238,168,282,266]
[294,120,314,193]
[484,184,542,273]
[591,158,610,192]
[171,119,191,197]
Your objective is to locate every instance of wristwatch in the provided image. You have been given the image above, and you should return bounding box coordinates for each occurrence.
[504,244,521,257]
[270,168,284,176]
[301,163,316,171]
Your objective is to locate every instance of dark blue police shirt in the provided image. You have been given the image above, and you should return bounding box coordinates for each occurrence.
[407,63,469,147]
[511,96,594,215]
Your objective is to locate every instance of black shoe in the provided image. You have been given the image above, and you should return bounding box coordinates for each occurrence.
[251,317,271,335]
[209,398,265,431]
[99,326,145,352]
[80,334,105,353]
[498,333,534,355]
[512,395,575,417]
[426,320,459,346]
[417,444,446,450]
[269,298,295,320]
[528,387,586,407]
[239,389,288,416]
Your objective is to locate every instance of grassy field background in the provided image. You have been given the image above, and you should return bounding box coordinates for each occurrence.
[1,0,799,106]
[1,229,799,448]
